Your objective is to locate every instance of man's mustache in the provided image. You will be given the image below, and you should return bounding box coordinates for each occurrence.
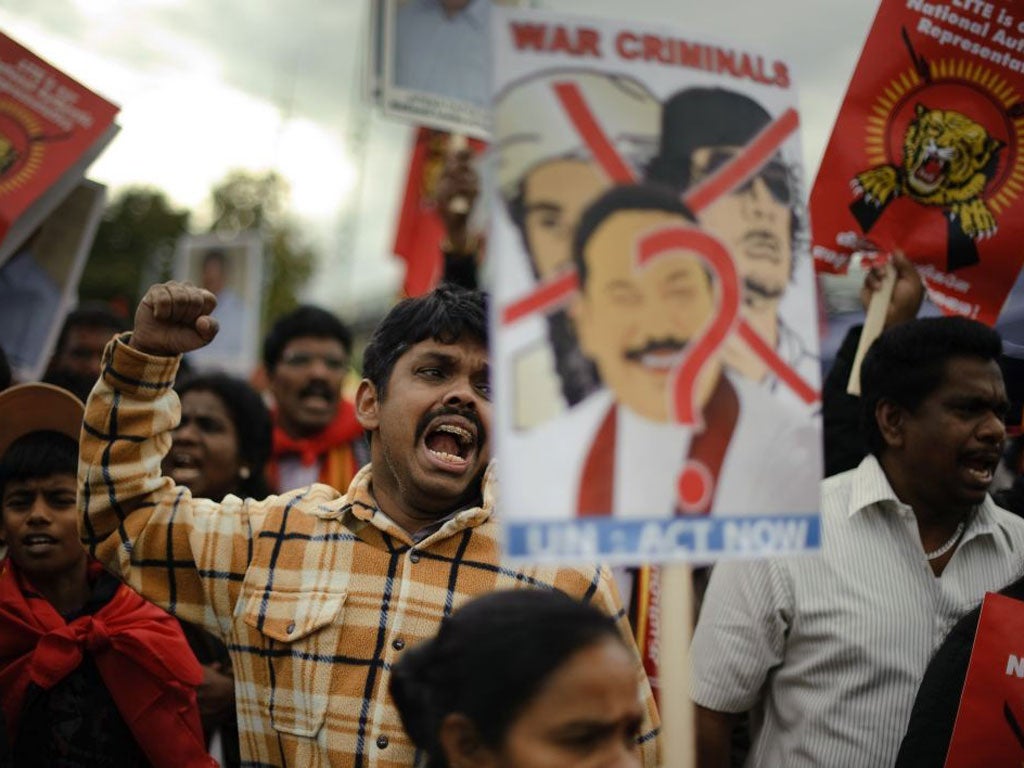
[414,404,487,447]
[299,381,337,400]
[623,338,689,362]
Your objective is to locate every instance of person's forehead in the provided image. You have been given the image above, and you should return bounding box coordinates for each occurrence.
[936,355,1006,393]
[587,208,689,257]
[67,324,117,345]
[524,158,599,196]
[3,473,77,494]
[399,337,489,366]
[181,388,231,415]
[282,336,347,354]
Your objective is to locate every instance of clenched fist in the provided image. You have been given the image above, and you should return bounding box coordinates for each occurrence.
[129,281,219,357]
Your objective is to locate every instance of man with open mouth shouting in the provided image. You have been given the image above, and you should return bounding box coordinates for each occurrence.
[692,317,1024,768]
[77,280,659,768]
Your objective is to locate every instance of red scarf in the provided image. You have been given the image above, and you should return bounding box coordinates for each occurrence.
[271,398,363,467]
[0,558,216,768]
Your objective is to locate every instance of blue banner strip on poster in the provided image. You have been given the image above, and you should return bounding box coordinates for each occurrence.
[504,514,821,564]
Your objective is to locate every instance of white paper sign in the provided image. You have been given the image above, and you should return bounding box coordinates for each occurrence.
[491,7,824,565]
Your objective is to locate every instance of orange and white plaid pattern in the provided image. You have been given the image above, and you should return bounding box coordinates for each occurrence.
[79,336,660,768]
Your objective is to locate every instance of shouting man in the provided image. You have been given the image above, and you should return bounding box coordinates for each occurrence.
[78,281,659,767]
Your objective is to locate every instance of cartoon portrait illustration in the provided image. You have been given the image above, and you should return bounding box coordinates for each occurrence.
[851,103,1003,269]
[506,182,820,521]
[494,69,660,427]
[646,87,818,403]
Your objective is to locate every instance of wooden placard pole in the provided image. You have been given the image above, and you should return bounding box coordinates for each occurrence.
[659,563,696,768]
[847,259,896,396]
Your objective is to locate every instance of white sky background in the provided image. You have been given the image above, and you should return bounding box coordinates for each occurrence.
[0,0,880,317]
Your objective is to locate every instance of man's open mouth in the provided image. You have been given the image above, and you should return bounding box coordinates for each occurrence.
[961,452,999,487]
[423,419,477,467]
[21,533,59,552]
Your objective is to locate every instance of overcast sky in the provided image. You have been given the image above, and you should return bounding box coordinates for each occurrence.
[0,0,880,314]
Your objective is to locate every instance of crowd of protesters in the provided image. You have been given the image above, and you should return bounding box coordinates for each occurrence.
[3,145,1024,768]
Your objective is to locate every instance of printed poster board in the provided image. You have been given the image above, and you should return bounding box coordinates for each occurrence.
[174,231,263,377]
[371,0,527,137]
[944,591,1024,767]
[491,7,823,566]
[0,180,106,382]
[0,32,119,268]
[812,0,1024,326]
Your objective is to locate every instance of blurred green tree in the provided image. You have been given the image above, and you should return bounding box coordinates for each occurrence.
[208,170,316,332]
[79,187,190,314]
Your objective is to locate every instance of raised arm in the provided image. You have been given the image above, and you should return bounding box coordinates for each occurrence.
[79,282,261,633]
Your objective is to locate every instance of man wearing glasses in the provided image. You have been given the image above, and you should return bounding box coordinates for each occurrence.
[262,305,367,493]
[646,87,818,404]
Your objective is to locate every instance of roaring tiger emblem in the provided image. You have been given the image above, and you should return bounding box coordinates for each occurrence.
[851,104,1003,259]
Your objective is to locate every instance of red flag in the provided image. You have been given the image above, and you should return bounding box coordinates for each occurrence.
[392,128,484,297]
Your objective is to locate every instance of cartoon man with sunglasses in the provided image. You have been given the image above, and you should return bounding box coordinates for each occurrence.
[646,87,818,400]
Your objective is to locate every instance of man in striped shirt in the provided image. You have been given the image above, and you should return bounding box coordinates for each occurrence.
[691,317,1024,767]
[78,280,659,767]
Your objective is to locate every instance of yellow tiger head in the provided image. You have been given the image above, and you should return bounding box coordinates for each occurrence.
[902,104,1002,201]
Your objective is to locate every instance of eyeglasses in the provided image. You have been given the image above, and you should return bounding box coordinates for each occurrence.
[278,352,348,371]
[690,149,793,206]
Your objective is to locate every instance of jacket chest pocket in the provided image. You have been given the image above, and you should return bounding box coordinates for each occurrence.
[242,587,347,738]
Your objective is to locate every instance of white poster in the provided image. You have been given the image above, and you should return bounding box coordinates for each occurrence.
[374,0,527,137]
[174,231,263,377]
[492,8,824,565]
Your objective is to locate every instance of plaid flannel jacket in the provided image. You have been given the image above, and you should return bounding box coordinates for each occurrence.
[79,337,660,768]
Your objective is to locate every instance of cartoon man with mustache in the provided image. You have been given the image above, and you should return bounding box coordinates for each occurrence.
[551,183,820,518]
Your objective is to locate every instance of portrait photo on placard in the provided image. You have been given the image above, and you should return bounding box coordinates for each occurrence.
[174,231,263,377]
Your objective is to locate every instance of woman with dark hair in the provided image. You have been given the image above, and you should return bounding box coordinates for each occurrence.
[390,589,645,768]
[165,372,273,501]
[161,371,273,768]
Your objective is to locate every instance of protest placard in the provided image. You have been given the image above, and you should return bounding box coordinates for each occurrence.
[944,591,1024,767]
[0,32,118,268]
[0,180,106,382]
[371,0,526,137]
[174,231,263,377]
[812,0,1024,326]
[490,7,823,566]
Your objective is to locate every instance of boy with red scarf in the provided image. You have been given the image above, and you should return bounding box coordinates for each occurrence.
[0,382,214,768]
[262,305,367,493]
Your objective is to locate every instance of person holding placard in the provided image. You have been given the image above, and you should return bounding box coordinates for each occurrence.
[692,316,1024,767]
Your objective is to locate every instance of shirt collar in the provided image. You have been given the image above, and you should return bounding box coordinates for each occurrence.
[312,461,496,547]
[847,454,1016,551]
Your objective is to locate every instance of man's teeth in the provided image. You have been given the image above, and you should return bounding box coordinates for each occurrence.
[428,449,467,462]
[640,351,684,370]
[435,424,473,445]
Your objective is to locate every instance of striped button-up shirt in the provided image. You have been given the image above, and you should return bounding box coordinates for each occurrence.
[691,455,1024,768]
[79,337,660,768]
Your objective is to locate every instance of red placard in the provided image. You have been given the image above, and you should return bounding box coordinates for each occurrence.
[944,591,1024,767]
[0,32,118,254]
[811,0,1024,325]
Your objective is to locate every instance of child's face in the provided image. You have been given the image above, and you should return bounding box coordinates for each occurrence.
[1,473,86,579]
